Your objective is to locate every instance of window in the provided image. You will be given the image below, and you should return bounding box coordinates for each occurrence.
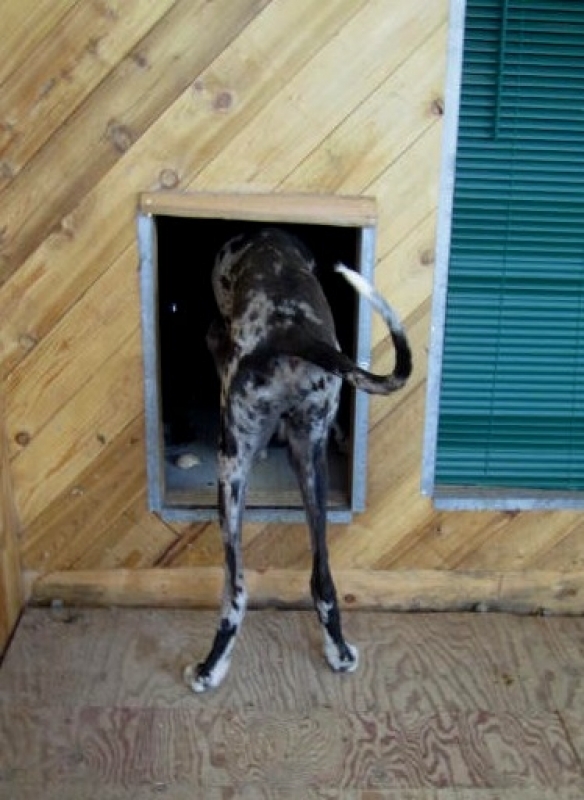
[424,0,584,509]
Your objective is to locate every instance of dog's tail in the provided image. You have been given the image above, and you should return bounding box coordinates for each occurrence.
[259,265,412,395]
[329,264,412,394]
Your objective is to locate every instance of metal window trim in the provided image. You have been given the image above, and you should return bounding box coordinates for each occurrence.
[137,198,377,523]
[422,0,468,497]
[433,487,584,512]
[137,212,165,514]
[351,225,376,513]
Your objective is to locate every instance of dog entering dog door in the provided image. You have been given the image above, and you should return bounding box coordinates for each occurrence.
[138,192,377,522]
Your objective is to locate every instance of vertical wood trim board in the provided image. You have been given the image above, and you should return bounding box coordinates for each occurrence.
[0,376,25,654]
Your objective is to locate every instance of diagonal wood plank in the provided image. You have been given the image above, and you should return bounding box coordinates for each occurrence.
[370,123,443,263]
[20,416,150,570]
[5,0,392,564]
[0,0,271,284]
[372,212,438,340]
[13,328,143,530]
[0,0,177,188]
[281,21,447,195]
[69,496,178,571]
[455,510,584,573]
[5,245,139,460]
[0,0,370,380]
[0,0,76,87]
[527,519,584,571]
[189,0,446,193]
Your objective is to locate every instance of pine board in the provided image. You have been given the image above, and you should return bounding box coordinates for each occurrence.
[1,608,584,797]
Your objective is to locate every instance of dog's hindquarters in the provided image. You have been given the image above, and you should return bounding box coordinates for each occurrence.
[185,354,358,692]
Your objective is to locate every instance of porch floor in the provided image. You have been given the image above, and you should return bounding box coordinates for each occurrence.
[1,607,584,798]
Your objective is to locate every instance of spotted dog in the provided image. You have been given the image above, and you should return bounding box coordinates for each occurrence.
[184,228,412,693]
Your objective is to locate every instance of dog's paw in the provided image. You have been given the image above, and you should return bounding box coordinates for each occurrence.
[183,662,215,694]
[324,639,359,674]
[183,659,231,694]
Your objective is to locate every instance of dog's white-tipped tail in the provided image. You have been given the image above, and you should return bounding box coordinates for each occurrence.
[333,263,412,394]
[335,263,405,336]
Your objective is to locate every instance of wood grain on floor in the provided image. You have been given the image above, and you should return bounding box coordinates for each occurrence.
[1,608,584,799]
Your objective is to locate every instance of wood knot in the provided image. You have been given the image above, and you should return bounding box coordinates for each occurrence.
[15,430,31,447]
[96,432,107,445]
[0,161,15,180]
[159,168,180,189]
[106,119,134,153]
[213,90,234,112]
[131,51,149,69]
[344,593,357,605]
[86,37,101,57]
[59,216,75,239]
[18,333,38,352]
[0,255,10,278]
[430,97,445,117]
[420,248,435,266]
[555,584,578,600]
[38,78,57,99]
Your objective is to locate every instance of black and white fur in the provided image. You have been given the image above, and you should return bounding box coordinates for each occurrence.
[184,228,412,693]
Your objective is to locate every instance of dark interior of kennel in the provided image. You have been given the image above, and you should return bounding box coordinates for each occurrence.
[155,216,361,511]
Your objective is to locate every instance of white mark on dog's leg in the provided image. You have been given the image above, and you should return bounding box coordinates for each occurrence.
[184,585,248,694]
[316,600,359,673]
[184,465,250,694]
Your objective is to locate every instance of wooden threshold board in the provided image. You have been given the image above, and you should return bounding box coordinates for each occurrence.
[139,191,377,226]
[27,567,584,615]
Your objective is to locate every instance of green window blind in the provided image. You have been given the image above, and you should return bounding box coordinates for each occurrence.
[435,0,584,498]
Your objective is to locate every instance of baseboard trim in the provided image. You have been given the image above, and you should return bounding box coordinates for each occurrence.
[28,567,584,615]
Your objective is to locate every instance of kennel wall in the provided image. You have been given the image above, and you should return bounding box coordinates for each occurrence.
[2,0,584,654]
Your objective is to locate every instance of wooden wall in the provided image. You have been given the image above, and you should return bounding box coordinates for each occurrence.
[2,0,584,650]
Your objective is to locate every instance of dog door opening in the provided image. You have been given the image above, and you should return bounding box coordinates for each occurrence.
[138,193,377,522]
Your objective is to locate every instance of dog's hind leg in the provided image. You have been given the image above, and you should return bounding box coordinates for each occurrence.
[287,420,358,674]
[184,407,251,693]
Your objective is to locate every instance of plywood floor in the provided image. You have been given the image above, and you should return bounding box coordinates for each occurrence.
[1,608,584,798]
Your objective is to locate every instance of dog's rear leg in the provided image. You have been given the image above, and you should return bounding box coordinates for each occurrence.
[184,425,249,693]
[288,428,358,673]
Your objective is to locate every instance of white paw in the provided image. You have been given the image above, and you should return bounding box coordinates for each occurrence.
[324,637,359,673]
[184,663,210,694]
[183,658,231,694]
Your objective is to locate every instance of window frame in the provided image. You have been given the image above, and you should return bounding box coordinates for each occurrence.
[422,0,584,511]
[137,191,378,522]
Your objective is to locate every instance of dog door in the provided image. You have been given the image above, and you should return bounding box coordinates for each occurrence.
[138,192,377,522]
